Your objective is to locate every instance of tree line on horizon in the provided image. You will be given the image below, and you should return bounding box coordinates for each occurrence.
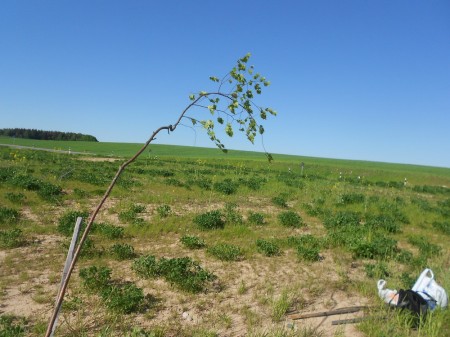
[0,128,98,142]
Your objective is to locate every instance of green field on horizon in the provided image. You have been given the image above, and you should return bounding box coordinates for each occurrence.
[1,136,449,181]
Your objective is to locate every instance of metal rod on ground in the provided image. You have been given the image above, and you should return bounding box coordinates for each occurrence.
[332,317,369,325]
[49,217,82,337]
[287,306,367,320]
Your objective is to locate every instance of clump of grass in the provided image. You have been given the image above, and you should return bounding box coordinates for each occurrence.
[288,235,321,262]
[271,291,291,322]
[119,203,146,224]
[180,235,206,249]
[432,221,450,235]
[224,203,243,225]
[4,192,26,204]
[94,222,124,239]
[213,179,238,195]
[0,314,27,337]
[278,211,303,228]
[57,210,89,236]
[248,211,265,225]
[256,239,281,256]
[407,235,441,256]
[364,261,390,279]
[156,204,172,218]
[0,206,20,224]
[272,194,288,208]
[101,283,145,314]
[194,210,225,230]
[109,243,136,260]
[133,255,216,293]
[207,243,243,261]
[79,265,144,314]
[0,228,26,248]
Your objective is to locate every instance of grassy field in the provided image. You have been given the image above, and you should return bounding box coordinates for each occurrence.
[0,138,449,337]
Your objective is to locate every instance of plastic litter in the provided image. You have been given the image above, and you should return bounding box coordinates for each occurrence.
[377,279,399,305]
[411,268,448,308]
[377,268,448,310]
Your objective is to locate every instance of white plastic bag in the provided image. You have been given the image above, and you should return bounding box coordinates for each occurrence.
[412,268,448,309]
[377,279,399,305]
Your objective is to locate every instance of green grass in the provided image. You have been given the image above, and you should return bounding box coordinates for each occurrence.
[1,140,450,336]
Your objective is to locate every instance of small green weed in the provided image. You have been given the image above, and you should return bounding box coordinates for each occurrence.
[224,203,243,225]
[207,243,243,261]
[119,203,146,224]
[278,211,303,228]
[133,255,216,293]
[432,221,450,235]
[4,192,25,204]
[248,211,265,225]
[213,179,238,195]
[101,283,144,314]
[156,204,172,218]
[0,315,26,337]
[95,222,124,239]
[180,235,206,249]
[364,261,390,278]
[79,265,112,292]
[0,229,25,248]
[0,206,20,224]
[57,210,89,236]
[109,243,136,260]
[256,239,281,256]
[194,210,225,230]
[272,194,288,208]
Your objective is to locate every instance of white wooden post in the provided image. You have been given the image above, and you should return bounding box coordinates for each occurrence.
[49,217,83,337]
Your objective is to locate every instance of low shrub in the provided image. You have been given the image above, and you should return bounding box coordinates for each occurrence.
[132,255,162,278]
[288,234,321,262]
[207,243,243,261]
[180,235,206,249]
[248,211,265,225]
[278,211,303,228]
[194,210,225,230]
[256,239,281,256]
[110,243,136,260]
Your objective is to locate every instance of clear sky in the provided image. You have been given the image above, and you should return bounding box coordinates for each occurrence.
[1,1,449,168]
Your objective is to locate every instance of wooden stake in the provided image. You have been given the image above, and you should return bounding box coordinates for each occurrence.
[287,306,367,320]
[49,217,82,337]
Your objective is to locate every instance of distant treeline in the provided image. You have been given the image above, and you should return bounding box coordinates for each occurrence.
[0,128,98,142]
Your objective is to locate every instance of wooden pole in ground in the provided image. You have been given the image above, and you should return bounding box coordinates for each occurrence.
[49,217,82,337]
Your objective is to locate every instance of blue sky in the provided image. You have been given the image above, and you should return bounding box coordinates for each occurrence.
[1,1,449,167]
